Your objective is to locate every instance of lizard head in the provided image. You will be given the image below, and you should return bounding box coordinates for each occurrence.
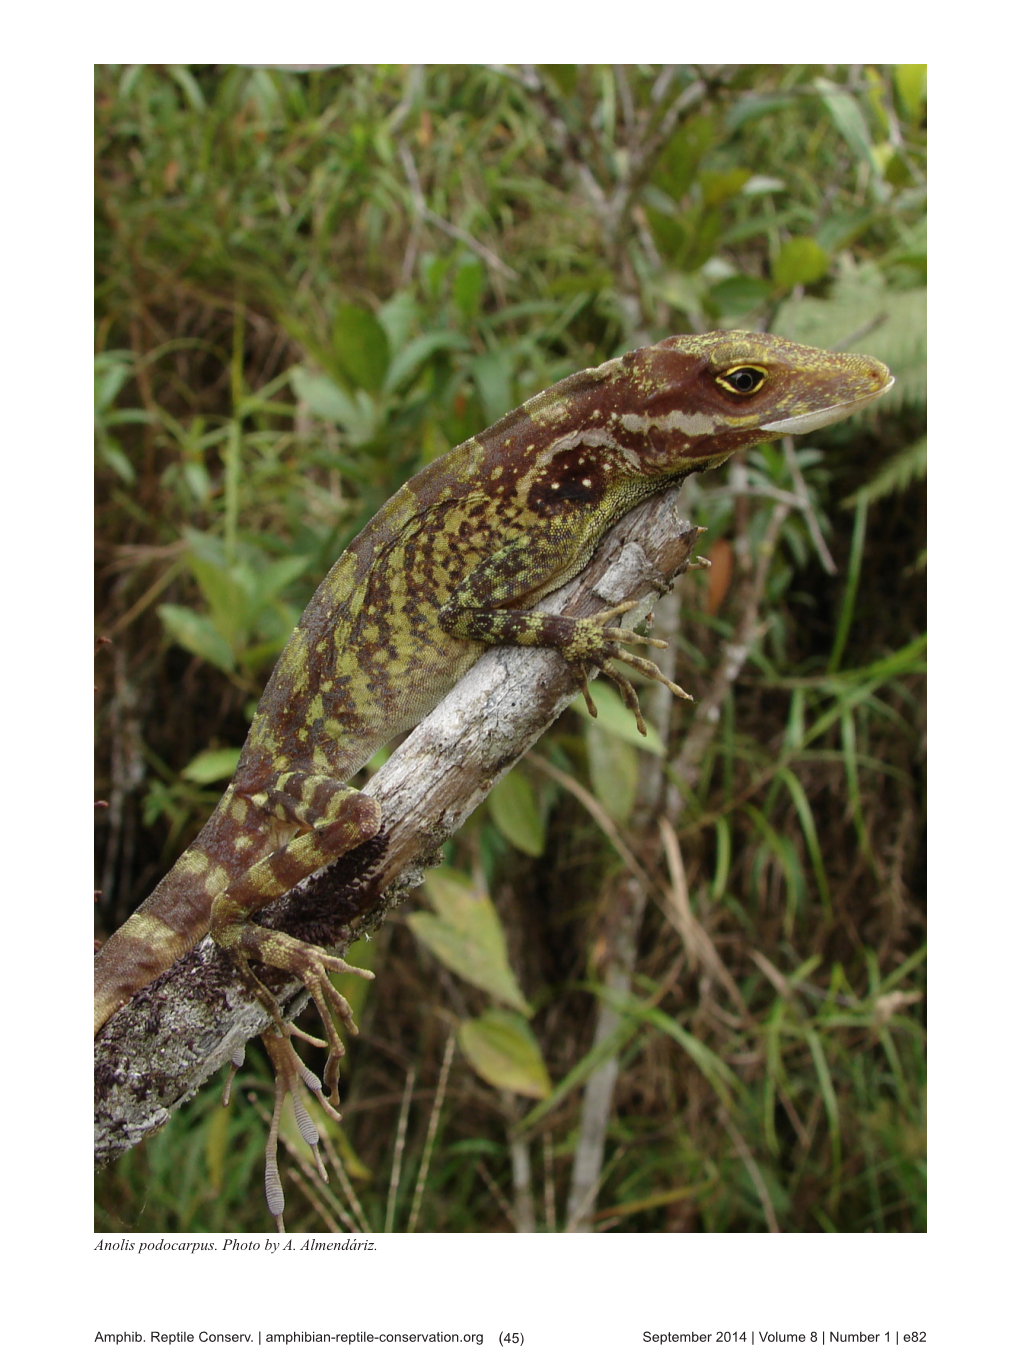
[605,330,895,475]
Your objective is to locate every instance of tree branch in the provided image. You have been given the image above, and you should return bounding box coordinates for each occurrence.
[95,490,703,1167]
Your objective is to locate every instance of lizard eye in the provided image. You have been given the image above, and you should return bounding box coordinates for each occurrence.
[717,366,767,396]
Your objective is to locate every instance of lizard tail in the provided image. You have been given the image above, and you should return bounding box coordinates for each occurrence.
[94,905,202,1034]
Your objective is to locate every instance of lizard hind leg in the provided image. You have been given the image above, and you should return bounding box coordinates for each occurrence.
[207,780,381,1224]
[211,781,381,1102]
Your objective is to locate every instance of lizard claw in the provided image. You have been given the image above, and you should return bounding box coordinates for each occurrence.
[570,664,599,720]
[597,661,648,734]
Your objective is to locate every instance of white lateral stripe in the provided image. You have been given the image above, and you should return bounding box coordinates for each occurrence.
[536,428,632,465]
[760,378,895,435]
[619,409,723,437]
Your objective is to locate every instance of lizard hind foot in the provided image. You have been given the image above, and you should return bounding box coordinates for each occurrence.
[259,1028,342,1233]
[223,935,373,1227]
[282,943,375,1106]
[225,926,375,1106]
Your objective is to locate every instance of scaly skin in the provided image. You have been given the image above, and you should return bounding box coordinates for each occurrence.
[95,330,893,1223]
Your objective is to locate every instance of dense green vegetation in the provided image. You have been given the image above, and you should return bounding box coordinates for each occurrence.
[95,64,926,1233]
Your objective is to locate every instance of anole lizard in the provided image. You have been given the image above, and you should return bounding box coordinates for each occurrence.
[95,330,892,1224]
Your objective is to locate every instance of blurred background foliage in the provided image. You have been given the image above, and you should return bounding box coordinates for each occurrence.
[95,63,926,1234]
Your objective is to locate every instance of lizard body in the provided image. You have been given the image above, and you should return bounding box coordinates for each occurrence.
[95,330,892,1221]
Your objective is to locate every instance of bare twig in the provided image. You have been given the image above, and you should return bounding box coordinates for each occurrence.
[658,817,748,1016]
[398,143,519,281]
[476,1161,518,1230]
[833,312,890,352]
[385,1068,415,1233]
[565,591,682,1231]
[542,1131,557,1232]
[508,1111,536,1233]
[668,499,791,806]
[782,434,837,575]
[407,1031,455,1233]
[613,65,636,137]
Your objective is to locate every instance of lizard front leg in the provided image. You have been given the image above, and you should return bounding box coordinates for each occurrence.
[439,530,692,736]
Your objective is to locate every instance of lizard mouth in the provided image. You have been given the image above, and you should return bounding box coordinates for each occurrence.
[760,377,895,436]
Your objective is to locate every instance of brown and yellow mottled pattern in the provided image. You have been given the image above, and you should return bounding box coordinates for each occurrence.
[95,331,892,1219]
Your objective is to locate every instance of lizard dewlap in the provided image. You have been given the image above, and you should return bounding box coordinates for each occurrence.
[95,330,892,1225]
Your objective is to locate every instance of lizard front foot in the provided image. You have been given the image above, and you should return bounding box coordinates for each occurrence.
[565,599,694,735]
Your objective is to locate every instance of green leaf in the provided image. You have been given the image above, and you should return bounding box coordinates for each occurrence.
[657,269,703,317]
[181,748,243,785]
[95,355,132,413]
[290,367,356,422]
[684,206,723,271]
[645,207,689,261]
[586,728,639,824]
[184,543,249,645]
[710,817,731,902]
[331,305,391,394]
[805,1028,841,1173]
[157,604,236,674]
[406,915,531,1014]
[642,1007,743,1109]
[453,258,485,318]
[709,275,773,317]
[470,350,513,426]
[894,65,926,123]
[774,767,831,918]
[844,438,927,507]
[874,144,913,190]
[772,236,830,289]
[375,290,419,352]
[486,768,545,857]
[290,367,378,444]
[385,329,471,392]
[539,64,577,97]
[204,1096,230,1192]
[97,435,136,484]
[258,553,312,601]
[725,93,798,133]
[814,77,873,167]
[423,868,491,933]
[700,167,751,207]
[167,64,207,112]
[651,116,716,199]
[458,1010,551,1098]
[407,870,531,1013]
